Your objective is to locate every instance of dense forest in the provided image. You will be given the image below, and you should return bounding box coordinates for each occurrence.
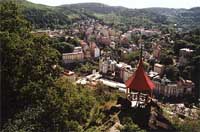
[0,1,107,131]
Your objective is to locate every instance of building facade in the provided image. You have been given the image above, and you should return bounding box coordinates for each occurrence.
[153,77,194,97]
[62,51,84,64]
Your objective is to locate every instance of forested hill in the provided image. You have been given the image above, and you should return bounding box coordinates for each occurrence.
[1,0,200,29]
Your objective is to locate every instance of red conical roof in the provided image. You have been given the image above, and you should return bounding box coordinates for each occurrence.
[125,59,155,91]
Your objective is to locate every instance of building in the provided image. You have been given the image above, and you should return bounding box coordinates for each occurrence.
[99,57,117,74]
[116,62,135,82]
[62,70,76,82]
[122,68,134,82]
[99,58,109,74]
[89,42,100,58]
[152,43,161,59]
[178,79,194,94]
[94,47,100,58]
[153,77,179,97]
[154,63,164,76]
[125,58,155,97]
[120,35,129,46]
[73,47,82,52]
[84,49,92,59]
[131,28,161,37]
[153,76,194,97]
[62,47,84,63]
[80,40,89,52]
[141,29,161,37]
[179,48,193,66]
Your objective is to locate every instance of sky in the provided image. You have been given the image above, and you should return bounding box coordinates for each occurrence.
[27,0,200,9]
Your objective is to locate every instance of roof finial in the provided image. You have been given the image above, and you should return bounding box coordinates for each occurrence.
[140,43,143,60]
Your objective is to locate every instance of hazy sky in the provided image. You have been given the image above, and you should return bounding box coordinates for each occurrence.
[27,0,200,9]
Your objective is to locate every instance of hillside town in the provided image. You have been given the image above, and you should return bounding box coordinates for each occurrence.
[33,18,195,102]
[2,1,200,132]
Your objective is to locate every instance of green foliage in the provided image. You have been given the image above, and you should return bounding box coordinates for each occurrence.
[164,65,179,81]
[170,115,200,132]
[170,29,200,97]
[0,1,31,35]
[2,77,99,131]
[75,62,98,74]
[160,53,174,65]
[86,105,106,128]
[173,40,194,55]
[123,51,140,63]
[23,8,70,29]
[0,1,142,131]
[42,78,96,130]
[120,117,146,132]
[2,106,45,132]
[66,37,80,47]
[3,1,200,29]
[94,83,113,103]
[1,1,60,128]
[52,42,74,53]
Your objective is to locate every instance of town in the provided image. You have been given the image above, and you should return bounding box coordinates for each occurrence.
[2,1,200,131]
[33,18,195,103]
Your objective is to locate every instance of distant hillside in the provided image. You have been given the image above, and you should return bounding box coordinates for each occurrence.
[1,0,200,29]
[67,3,200,29]
[0,0,91,29]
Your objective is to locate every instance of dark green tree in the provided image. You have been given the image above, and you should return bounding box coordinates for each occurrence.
[164,65,179,81]
[52,42,74,53]
[1,1,60,126]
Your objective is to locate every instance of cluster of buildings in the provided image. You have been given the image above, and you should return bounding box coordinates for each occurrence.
[99,53,194,98]
[62,43,100,64]
[132,28,161,37]
[153,76,194,97]
[31,29,65,38]
[99,56,135,82]
[67,19,121,46]
[150,62,194,97]
[33,18,196,100]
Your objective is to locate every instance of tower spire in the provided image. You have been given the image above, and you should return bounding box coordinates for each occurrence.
[140,44,143,60]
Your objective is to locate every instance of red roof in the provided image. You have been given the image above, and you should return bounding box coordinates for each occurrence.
[125,59,155,91]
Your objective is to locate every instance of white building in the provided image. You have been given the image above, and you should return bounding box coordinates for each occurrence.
[116,62,135,82]
[73,47,82,52]
[62,47,84,64]
[99,58,109,74]
[94,47,100,58]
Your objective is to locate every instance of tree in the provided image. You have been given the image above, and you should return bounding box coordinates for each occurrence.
[2,78,97,132]
[123,51,140,63]
[0,1,31,37]
[120,117,146,132]
[1,1,60,126]
[52,42,74,53]
[164,65,179,81]
[160,53,174,65]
